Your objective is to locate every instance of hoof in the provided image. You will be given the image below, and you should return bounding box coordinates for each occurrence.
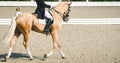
[4,56,9,62]
[44,54,48,58]
[29,58,34,61]
[62,56,65,59]
[42,58,46,60]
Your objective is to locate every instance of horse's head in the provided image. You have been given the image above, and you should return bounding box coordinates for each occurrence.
[62,2,72,22]
[53,2,72,22]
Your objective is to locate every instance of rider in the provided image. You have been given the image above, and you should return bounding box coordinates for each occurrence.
[34,0,53,35]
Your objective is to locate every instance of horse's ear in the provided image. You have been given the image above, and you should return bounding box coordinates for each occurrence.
[68,2,72,5]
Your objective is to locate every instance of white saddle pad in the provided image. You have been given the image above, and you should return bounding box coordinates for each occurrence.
[38,19,46,24]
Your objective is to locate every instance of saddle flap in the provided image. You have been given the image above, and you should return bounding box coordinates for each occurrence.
[38,19,46,24]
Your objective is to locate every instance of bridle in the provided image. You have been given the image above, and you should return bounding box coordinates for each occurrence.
[51,5,71,22]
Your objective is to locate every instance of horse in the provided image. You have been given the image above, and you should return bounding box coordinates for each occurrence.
[2,2,72,61]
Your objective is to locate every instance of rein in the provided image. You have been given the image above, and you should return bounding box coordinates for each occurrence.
[52,8,64,17]
[51,4,71,22]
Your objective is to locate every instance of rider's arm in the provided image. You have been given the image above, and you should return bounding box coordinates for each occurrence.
[42,2,51,8]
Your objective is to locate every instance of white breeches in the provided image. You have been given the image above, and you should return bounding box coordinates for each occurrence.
[45,11,53,20]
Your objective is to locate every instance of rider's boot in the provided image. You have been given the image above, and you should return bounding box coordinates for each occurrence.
[44,18,53,35]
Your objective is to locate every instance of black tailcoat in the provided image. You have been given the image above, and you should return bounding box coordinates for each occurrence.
[35,0,51,19]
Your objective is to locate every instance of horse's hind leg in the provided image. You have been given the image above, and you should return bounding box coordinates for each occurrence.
[44,32,65,59]
[23,31,33,60]
[5,29,21,61]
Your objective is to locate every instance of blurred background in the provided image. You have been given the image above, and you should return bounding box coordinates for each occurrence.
[0,0,120,2]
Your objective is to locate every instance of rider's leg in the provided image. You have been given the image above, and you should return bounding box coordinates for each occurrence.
[44,11,53,34]
[45,11,53,21]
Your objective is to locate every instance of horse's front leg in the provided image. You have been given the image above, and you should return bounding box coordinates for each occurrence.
[5,29,21,61]
[44,32,65,59]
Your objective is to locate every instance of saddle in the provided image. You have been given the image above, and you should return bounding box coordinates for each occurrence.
[33,11,53,25]
[34,11,53,35]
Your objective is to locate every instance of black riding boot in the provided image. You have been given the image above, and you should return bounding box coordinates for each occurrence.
[44,19,53,35]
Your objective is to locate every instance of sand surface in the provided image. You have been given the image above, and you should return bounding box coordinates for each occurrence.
[0,25,120,63]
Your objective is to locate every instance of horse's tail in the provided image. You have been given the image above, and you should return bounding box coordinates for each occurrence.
[1,17,16,44]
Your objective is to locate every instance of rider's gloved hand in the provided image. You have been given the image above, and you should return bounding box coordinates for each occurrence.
[49,5,53,10]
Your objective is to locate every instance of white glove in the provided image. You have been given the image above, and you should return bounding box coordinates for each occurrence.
[49,5,53,10]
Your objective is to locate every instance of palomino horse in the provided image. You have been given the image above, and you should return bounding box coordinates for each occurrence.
[2,2,71,61]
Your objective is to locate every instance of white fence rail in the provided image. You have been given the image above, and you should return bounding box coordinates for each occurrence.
[0,18,120,25]
[0,2,120,25]
[0,2,120,6]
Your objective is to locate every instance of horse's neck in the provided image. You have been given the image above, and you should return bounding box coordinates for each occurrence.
[51,11,63,23]
[55,8,64,14]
